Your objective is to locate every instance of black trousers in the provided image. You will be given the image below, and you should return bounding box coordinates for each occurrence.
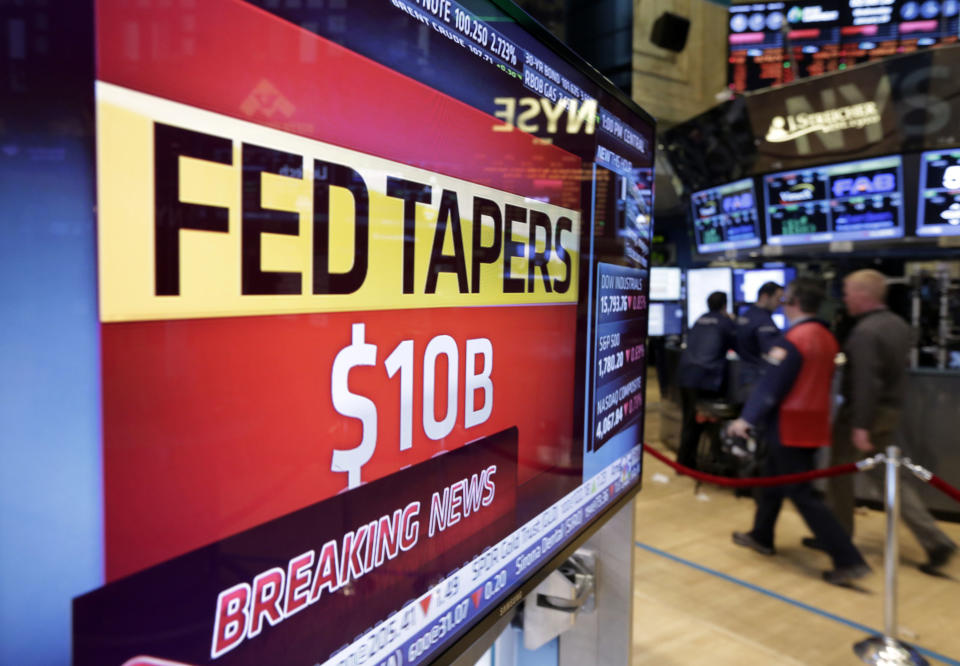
[678,388,704,470]
[749,440,865,569]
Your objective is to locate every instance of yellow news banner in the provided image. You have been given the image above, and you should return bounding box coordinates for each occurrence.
[96,82,581,323]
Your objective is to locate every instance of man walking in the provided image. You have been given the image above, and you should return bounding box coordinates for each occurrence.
[734,281,784,403]
[821,269,957,574]
[728,277,870,585]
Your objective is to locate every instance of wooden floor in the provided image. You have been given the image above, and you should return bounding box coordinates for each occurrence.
[631,380,960,665]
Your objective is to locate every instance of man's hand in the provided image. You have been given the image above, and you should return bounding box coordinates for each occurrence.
[852,427,874,453]
[727,418,752,440]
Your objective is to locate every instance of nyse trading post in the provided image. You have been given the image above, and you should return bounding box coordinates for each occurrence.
[690,178,763,253]
[918,149,960,236]
[764,156,903,245]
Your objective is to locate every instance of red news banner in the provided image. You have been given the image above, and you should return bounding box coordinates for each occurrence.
[101,307,577,578]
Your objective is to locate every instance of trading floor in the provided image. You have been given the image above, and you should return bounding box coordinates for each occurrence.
[631,377,960,665]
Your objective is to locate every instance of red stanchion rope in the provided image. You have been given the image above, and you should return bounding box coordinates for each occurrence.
[643,444,860,488]
[928,474,960,504]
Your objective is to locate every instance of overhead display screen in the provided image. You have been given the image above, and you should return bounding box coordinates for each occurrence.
[728,1,790,91]
[71,1,655,665]
[690,178,764,253]
[686,267,734,327]
[728,0,960,91]
[764,155,904,245]
[917,148,960,236]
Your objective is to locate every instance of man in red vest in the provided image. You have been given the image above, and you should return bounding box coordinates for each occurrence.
[727,277,870,586]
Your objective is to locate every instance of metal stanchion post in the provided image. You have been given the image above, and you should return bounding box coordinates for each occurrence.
[854,446,928,665]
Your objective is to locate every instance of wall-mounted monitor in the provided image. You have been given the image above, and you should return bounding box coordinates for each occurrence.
[690,178,764,254]
[687,267,734,328]
[648,301,685,336]
[764,155,904,246]
[733,266,797,304]
[67,1,656,665]
[650,266,683,301]
[917,148,960,237]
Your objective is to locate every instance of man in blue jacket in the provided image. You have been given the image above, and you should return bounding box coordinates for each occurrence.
[727,277,870,586]
[734,281,784,402]
[676,291,736,470]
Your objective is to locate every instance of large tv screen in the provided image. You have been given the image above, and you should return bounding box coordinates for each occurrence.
[690,178,764,254]
[764,155,904,246]
[66,1,655,665]
[917,148,960,237]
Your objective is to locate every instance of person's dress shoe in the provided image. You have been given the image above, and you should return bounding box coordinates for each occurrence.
[919,545,956,575]
[801,537,828,552]
[732,531,775,556]
[822,563,871,586]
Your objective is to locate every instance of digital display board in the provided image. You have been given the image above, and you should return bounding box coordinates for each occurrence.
[729,0,960,91]
[689,178,764,253]
[917,148,960,236]
[686,267,734,327]
[728,2,790,91]
[647,301,685,336]
[764,155,904,245]
[66,1,655,665]
[650,266,683,301]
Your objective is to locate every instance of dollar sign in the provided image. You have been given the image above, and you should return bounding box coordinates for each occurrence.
[330,323,378,489]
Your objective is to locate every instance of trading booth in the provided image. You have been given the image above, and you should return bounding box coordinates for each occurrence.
[655,41,960,516]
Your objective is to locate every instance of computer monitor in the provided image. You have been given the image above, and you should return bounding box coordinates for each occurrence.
[650,266,683,300]
[648,301,685,336]
[764,155,904,246]
[916,148,960,237]
[689,177,763,254]
[733,266,797,304]
[687,267,734,328]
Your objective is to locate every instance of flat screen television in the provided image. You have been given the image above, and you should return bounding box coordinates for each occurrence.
[650,266,683,301]
[647,301,685,336]
[686,267,734,328]
[764,155,904,246]
[916,148,960,237]
[690,177,764,254]
[47,2,657,665]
